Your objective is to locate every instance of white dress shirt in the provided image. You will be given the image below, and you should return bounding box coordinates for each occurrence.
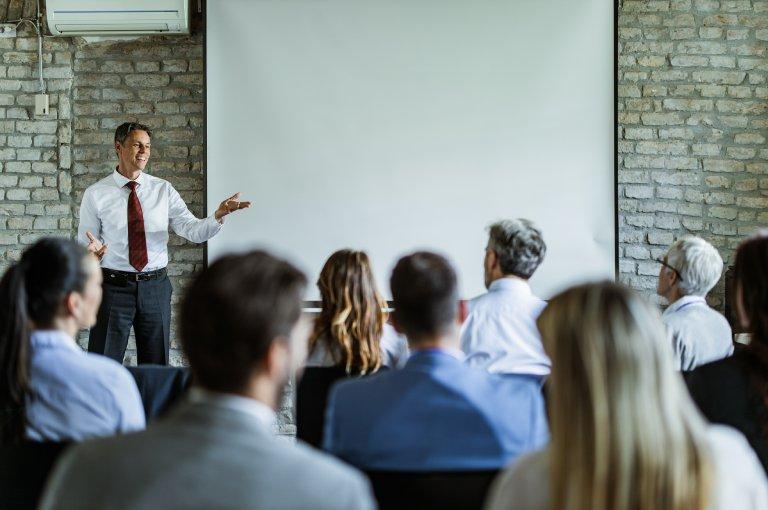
[78,170,223,272]
[662,295,734,371]
[460,277,550,375]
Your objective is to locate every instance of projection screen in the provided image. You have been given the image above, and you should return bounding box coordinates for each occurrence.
[206,0,615,300]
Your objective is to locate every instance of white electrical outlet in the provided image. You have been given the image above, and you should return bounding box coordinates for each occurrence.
[0,24,16,38]
[35,94,49,116]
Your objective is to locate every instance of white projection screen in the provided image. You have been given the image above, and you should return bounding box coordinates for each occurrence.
[206,0,615,300]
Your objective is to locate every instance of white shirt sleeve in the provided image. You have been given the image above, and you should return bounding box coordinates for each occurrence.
[167,185,223,244]
[77,188,102,246]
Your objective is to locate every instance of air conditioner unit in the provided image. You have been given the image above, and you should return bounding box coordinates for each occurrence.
[47,0,190,36]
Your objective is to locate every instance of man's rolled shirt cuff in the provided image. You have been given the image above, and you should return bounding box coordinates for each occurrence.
[210,214,225,227]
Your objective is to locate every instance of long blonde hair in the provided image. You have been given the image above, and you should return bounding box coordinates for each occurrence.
[539,282,712,510]
[309,250,386,374]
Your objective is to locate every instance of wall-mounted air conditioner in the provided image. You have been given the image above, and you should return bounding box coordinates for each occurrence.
[47,0,189,36]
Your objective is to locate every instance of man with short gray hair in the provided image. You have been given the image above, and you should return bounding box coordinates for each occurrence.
[460,219,550,375]
[657,236,733,371]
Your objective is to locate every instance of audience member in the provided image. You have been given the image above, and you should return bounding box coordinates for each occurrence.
[324,251,548,471]
[0,238,144,443]
[688,233,768,474]
[297,249,398,446]
[461,219,550,375]
[40,251,375,510]
[486,282,767,510]
[657,236,732,371]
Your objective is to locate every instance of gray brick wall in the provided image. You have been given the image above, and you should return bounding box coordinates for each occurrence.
[618,0,768,309]
[71,35,205,365]
[0,1,204,365]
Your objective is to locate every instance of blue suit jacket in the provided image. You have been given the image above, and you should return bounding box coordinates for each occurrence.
[323,349,549,471]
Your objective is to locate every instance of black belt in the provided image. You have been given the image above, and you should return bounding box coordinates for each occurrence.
[103,267,167,284]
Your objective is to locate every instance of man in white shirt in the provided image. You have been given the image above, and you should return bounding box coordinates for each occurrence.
[78,122,250,364]
[40,250,375,510]
[460,219,550,376]
[657,236,733,371]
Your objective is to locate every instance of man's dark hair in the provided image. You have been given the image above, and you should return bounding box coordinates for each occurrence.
[114,122,152,145]
[180,250,307,393]
[390,251,458,340]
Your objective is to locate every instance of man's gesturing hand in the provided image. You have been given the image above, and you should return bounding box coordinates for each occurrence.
[86,231,108,260]
[215,192,252,221]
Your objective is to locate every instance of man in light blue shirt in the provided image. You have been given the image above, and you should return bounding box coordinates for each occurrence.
[461,219,550,376]
[27,329,145,441]
[324,252,549,471]
[657,236,733,371]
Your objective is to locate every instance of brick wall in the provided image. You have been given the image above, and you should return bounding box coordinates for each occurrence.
[0,1,204,365]
[618,0,768,309]
[72,36,205,365]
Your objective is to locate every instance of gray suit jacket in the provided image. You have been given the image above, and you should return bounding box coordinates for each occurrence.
[40,399,376,510]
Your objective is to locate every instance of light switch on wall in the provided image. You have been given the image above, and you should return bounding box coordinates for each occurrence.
[35,94,49,116]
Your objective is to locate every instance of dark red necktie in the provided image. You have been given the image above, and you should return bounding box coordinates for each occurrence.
[125,181,148,272]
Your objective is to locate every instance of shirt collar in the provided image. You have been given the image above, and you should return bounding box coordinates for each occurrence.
[29,329,81,353]
[408,346,466,362]
[488,277,532,295]
[188,388,276,430]
[112,168,146,188]
[664,295,707,315]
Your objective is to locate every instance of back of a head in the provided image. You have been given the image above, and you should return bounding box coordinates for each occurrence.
[312,249,386,374]
[487,219,546,279]
[537,281,711,510]
[180,251,306,394]
[734,233,768,346]
[0,238,90,443]
[666,236,723,297]
[733,232,768,398]
[390,251,457,342]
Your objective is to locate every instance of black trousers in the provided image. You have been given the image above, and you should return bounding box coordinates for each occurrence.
[88,273,173,365]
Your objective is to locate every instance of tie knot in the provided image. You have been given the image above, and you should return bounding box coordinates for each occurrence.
[124,181,139,191]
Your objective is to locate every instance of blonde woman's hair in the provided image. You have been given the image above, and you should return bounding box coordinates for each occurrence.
[538,281,712,510]
[310,250,386,374]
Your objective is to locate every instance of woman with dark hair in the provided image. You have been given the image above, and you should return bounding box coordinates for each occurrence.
[688,232,768,473]
[296,249,405,447]
[0,238,144,444]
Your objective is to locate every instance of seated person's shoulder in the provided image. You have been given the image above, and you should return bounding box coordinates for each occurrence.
[330,369,392,401]
[486,372,545,397]
[486,450,549,510]
[80,353,139,396]
[275,441,371,496]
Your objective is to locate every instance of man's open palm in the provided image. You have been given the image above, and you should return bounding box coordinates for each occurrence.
[215,192,251,221]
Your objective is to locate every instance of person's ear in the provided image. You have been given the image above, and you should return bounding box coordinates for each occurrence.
[115,141,122,157]
[63,292,80,321]
[457,300,468,324]
[488,249,500,271]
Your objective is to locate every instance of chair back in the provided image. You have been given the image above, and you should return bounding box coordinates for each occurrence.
[127,365,192,421]
[296,366,351,448]
[0,441,69,510]
[365,470,499,510]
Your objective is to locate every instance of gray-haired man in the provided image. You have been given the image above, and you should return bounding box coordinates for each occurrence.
[460,219,550,376]
[657,236,733,371]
